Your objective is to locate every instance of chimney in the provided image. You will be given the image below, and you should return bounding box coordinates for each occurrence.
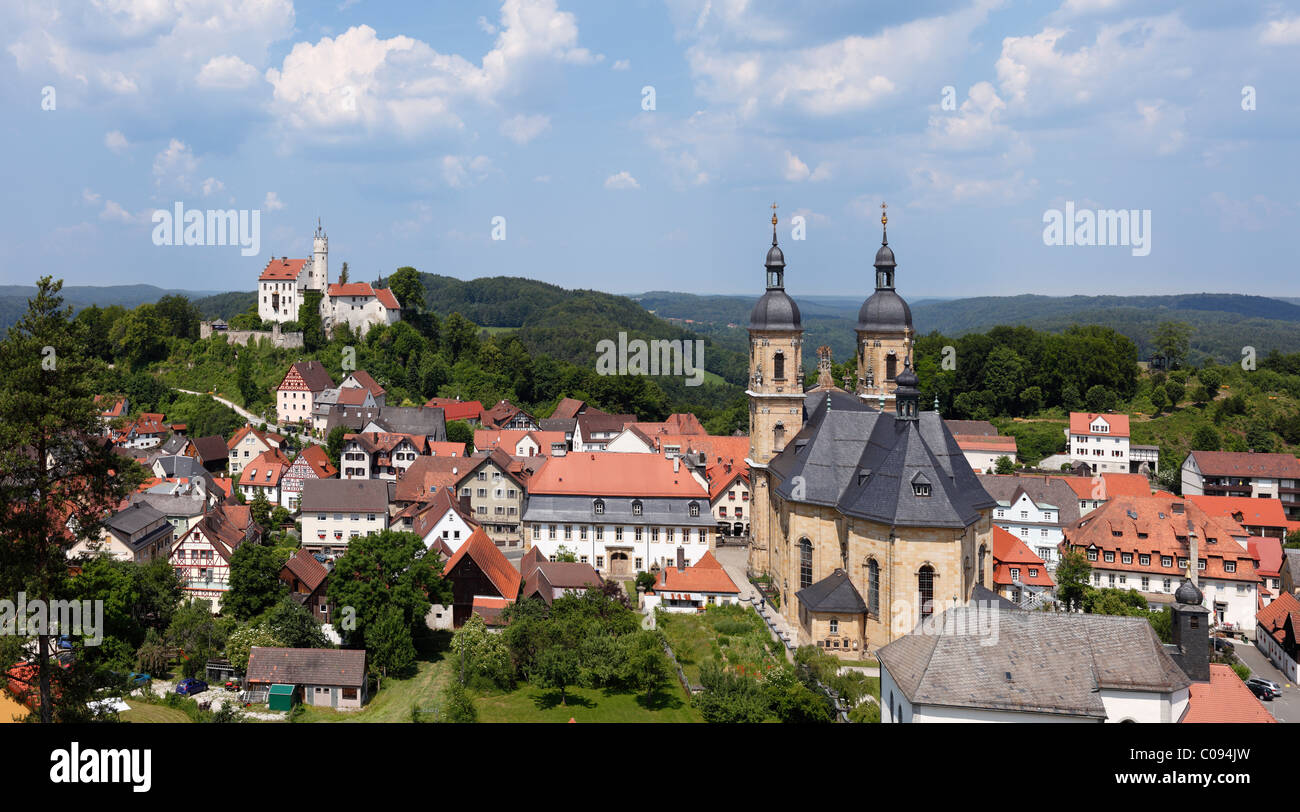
[1187,519,1198,586]
[676,546,685,572]
[673,457,680,473]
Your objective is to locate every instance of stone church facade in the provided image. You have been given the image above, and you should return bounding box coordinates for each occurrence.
[746,207,996,657]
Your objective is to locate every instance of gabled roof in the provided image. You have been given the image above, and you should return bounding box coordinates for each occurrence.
[1186,495,1289,529]
[480,399,533,430]
[259,257,308,281]
[368,405,446,440]
[943,419,997,437]
[953,434,1018,454]
[279,361,335,393]
[977,474,1081,525]
[411,487,479,539]
[1256,591,1300,648]
[653,550,739,596]
[879,609,1190,719]
[246,647,365,688]
[343,370,386,398]
[524,562,603,603]
[227,425,280,451]
[241,449,290,488]
[550,398,587,420]
[191,435,229,464]
[394,455,471,503]
[1068,412,1131,437]
[794,568,866,613]
[1186,451,1300,480]
[1248,536,1283,578]
[424,398,483,422]
[442,527,520,601]
[991,526,1055,588]
[527,453,708,498]
[282,547,329,593]
[1183,664,1276,723]
[299,478,391,512]
[291,445,338,479]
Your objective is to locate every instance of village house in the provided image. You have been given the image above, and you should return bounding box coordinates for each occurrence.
[246,647,367,710]
[257,223,327,324]
[518,547,603,604]
[990,525,1054,604]
[1064,412,1160,475]
[227,425,284,478]
[479,399,537,431]
[1255,591,1300,682]
[1249,536,1285,603]
[473,428,567,458]
[522,452,714,577]
[977,474,1081,570]
[280,445,338,511]
[68,502,174,564]
[238,449,291,505]
[1060,495,1259,633]
[299,478,393,558]
[1186,494,1291,539]
[403,487,480,554]
[392,455,470,507]
[276,360,336,427]
[356,405,448,445]
[952,433,1019,473]
[1180,450,1300,520]
[127,490,207,546]
[644,549,741,613]
[339,432,429,480]
[573,411,635,451]
[278,548,331,623]
[438,527,520,627]
[169,503,261,613]
[321,282,401,336]
[454,448,528,548]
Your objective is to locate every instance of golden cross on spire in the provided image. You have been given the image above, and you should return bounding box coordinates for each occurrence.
[880,201,888,227]
[770,201,779,226]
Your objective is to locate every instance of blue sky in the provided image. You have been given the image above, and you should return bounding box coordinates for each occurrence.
[2,0,1298,299]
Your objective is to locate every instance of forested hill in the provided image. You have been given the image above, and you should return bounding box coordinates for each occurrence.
[635,290,1300,364]
[0,284,223,334]
[412,273,748,386]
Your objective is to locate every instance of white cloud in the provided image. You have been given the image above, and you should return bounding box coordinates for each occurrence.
[1261,17,1300,46]
[782,150,831,182]
[105,130,129,153]
[441,155,494,188]
[196,55,260,89]
[263,191,285,211]
[82,188,100,205]
[612,59,630,71]
[99,200,151,225]
[1135,99,1185,155]
[478,15,498,35]
[604,171,639,190]
[928,81,1009,150]
[265,1,601,142]
[201,177,225,196]
[152,138,199,192]
[500,113,551,144]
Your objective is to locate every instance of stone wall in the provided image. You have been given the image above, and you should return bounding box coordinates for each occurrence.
[199,321,304,349]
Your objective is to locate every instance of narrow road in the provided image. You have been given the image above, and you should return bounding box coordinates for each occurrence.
[174,388,323,445]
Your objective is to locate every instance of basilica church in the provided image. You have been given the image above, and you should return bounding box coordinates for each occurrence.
[745,206,996,656]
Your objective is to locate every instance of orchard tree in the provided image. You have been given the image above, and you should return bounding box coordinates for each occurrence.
[225,542,287,621]
[1054,549,1092,611]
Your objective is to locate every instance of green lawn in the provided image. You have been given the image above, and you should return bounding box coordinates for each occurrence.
[120,700,193,723]
[297,632,455,722]
[658,604,783,684]
[474,681,702,723]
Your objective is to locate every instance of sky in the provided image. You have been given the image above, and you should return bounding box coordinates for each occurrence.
[2,0,1298,300]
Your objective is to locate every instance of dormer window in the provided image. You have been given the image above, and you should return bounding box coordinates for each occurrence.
[593,498,605,515]
[632,500,643,516]
[912,483,931,497]
[688,501,700,517]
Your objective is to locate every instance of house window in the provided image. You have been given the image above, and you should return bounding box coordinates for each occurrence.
[913,482,931,497]
[635,557,643,569]
[549,525,557,539]
[593,499,605,515]
[1163,578,1172,591]
[1121,553,1132,564]
[1139,555,1150,566]
[614,527,623,541]
[689,502,700,517]
[1087,549,1098,561]
[1010,568,1020,582]
[634,527,643,541]
[580,526,588,540]
[1161,556,1172,568]
[1224,561,1236,573]
[799,539,813,590]
[829,618,839,635]
[1141,577,1149,590]
[1103,551,1115,562]
[632,500,643,516]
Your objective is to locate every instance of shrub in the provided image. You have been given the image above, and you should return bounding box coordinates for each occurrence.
[849,700,881,723]
[1231,662,1251,682]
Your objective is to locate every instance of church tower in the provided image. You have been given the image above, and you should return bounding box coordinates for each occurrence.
[746,206,804,566]
[311,218,329,291]
[855,203,913,408]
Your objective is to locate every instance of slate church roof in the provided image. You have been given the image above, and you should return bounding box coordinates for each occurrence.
[770,390,995,529]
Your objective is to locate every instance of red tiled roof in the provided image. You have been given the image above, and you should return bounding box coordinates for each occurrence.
[1188,451,1300,480]
[991,526,1055,587]
[259,257,308,281]
[344,370,386,397]
[474,429,566,455]
[1068,412,1131,437]
[443,527,520,601]
[394,455,469,503]
[1183,664,1276,723]
[1256,591,1300,648]
[282,548,329,593]
[528,453,709,498]
[424,398,483,422]
[1186,495,1290,530]
[1053,473,1151,500]
[953,434,1018,453]
[1061,496,1256,583]
[550,398,587,420]
[1247,536,1283,578]
[241,449,290,488]
[653,551,739,594]
[411,487,479,539]
[279,360,335,393]
[375,287,400,310]
[425,441,466,457]
[294,444,338,479]
[337,387,371,406]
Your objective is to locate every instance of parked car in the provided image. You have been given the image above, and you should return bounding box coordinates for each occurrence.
[126,672,151,687]
[1212,637,1235,654]
[1246,677,1282,700]
[175,677,208,696]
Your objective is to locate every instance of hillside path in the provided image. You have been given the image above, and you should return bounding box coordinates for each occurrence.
[173,388,323,445]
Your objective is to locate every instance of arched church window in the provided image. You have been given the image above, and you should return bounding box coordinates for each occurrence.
[886,353,897,381]
[867,559,880,617]
[773,351,785,381]
[978,545,987,588]
[799,539,813,589]
[918,565,935,618]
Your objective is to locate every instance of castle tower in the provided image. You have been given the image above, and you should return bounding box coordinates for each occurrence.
[855,203,913,408]
[311,218,329,291]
